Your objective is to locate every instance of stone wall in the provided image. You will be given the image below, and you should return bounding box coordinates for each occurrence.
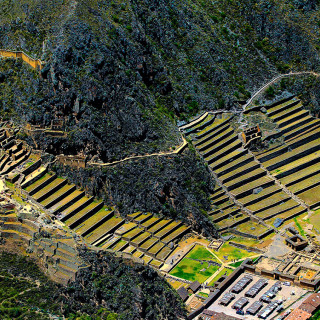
[0,49,43,69]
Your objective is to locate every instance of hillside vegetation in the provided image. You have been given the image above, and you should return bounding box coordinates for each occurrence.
[0,251,186,320]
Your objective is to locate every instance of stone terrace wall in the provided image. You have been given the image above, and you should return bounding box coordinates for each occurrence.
[0,49,43,69]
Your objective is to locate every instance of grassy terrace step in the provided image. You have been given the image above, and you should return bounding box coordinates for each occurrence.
[215,215,249,230]
[141,216,160,229]
[205,140,242,164]
[210,205,240,218]
[211,190,226,201]
[277,109,309,128]
[257,127,320,163]
[201,134,238,158]
[267,206,306,225]
[1,229,32,242]
[122,245,136,254]
[122,227,145,241]
[211,209,241,223]
[214,200,236,212]
[279,115,314,135]
[195,126,233,150]
[289,172,320,194]
[246,190,290,213]
[256,199,300,220]
[149,259,163,269]
[133,212,153,224]
[148,219,172,234]
[84,216,124,245]
[140,237,159,252]
[100,236,119,249]
[212,194,229,206]
[273,151,320,179]
[22,166,47,188]
[230,176,274,199]
[209,148,246,171]
[24,173,53,193]
[284,119,320,141]
[40,184,75,208]
[215,153,254,177]
[110,239,128,252]
[32,177,66,202]
[280,163,320,187]
[194,122,230,146]
[196,127,234,153]
[299,184,320,208]
[220,161,260,183]
[154,221,181,239]
[162,226,190,244]
[60,196,93,220]
[131,231,151,247]
[127,211,143,221]
[236,221,270,235]
[195,117,231,139]
[157,246,172,261]
[50,190,84,214]
[270,102,303,122]
[114,222,138,236]
[263,138,320,171]
[142,255,153,265]
[64,201,103,228]
[148,241,165,256]
[132,250,144,258]
[240,185,282,207]
[224,168,266,191]
[73,207,114,235]
[185,114,215,135]
[267,98,299,116]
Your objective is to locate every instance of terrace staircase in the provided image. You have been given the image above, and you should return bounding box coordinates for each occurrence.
[181,102,315,237]
[0,122,194,272]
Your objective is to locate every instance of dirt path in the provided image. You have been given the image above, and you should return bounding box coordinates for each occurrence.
[88,135,188,167]
[244,71,320,110]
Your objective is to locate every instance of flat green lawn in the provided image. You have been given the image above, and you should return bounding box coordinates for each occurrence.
[208,268,233,286]
[215,242,254,262]
[186,245,217,261]
[170,258,219,283]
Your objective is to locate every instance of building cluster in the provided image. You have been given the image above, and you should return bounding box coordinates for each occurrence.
[285,293,320,320]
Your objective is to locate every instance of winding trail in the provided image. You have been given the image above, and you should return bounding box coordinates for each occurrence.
[88,135,188,167]
[244,71,320,110]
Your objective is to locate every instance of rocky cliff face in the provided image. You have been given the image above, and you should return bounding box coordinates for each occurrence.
[1,0,320,159]
[1,0,320,235]
[51,148,216,236]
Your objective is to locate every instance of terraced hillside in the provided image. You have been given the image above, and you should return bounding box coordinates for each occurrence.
[256,96,320,210]
[20,161,192,269]
[181,99,318,237]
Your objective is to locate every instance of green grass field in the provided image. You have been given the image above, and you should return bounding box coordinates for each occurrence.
[186,245,216,260]
[170,258,219,283]
[215,242,254,262]
[208,268,233,286]
[169,245,220,283]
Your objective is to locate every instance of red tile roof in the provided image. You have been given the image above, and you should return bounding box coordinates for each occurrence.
[285,308,311,320]
[299,293,320,314]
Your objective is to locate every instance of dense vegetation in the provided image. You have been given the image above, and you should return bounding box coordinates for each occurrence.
[1,0,320,224]
[51,148,216,235]
[0,251,186,319]
[1,0,320,159]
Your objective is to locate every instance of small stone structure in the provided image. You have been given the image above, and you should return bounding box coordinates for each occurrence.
[286,234,308,251]
[241,125,262,148]
[56,154,87,168]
